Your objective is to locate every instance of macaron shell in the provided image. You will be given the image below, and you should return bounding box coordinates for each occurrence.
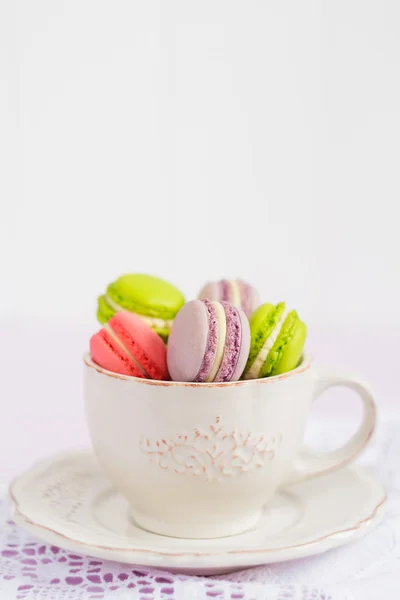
[97,294,115,324]
[107,274,185,319]
[198,282,219,302]
[246,303,277,370]
[195,300,219,382]
[239,282,260,317]
[90,330,145,378]
[258,310,297,378]
[90,312,168,380]
[214,302,242,382]
[272,318,307,376]
[110,312,168,380]
[167,300,209,382]
[199,279,259,317]
[230,306,251,381]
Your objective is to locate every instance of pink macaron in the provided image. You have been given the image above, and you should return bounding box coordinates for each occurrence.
[167,299,250,383]
[198,279,260,317]
[90,311,169,380]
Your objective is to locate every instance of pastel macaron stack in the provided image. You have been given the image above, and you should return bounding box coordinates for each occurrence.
[198,279,260,317]
[90,311,169,380]
[167,299,250,383]
[97,274,185,341]
[90,273,307,383]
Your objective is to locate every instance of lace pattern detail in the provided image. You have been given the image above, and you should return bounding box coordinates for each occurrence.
[141,417,282,482]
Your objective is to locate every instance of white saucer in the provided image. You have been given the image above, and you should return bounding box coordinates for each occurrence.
[8,450,387,575]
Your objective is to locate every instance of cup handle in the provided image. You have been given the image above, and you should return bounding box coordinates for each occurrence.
[286,368,377,485]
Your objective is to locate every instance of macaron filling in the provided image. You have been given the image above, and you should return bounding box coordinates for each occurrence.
[260,311,299,377]
[219,279,241,307]
[104,323,150,378]
[194,300,219,382]
[246,303,283,368]
[215,302,242,382]
[104,294,173,329]
[205,302,227,382]
[229,280,241,307]
[244,306,290,380]
[93,332,143,377]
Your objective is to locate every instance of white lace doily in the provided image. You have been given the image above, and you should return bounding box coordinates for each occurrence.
[1,416,399,600]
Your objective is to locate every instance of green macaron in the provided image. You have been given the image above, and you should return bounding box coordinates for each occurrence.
[97,274,185,341]
[243,302,307,379]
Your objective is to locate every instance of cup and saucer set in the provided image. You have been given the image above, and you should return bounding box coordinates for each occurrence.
[9,353,386,575]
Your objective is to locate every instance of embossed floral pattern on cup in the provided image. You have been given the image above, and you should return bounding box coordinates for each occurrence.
[141,417,283,482]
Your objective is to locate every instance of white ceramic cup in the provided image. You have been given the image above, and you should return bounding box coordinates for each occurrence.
[84,353,376,539]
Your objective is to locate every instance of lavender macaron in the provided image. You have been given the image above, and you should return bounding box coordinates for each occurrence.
[198,279,260,317]
[167,299,250,383]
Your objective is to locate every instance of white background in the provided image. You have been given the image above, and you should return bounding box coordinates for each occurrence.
[1,1,400,481]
